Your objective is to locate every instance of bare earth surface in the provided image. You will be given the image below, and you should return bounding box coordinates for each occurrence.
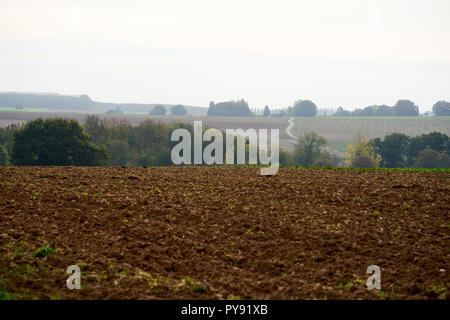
[0,167,449,300]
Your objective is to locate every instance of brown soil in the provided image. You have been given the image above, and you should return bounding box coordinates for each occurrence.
[0,167,449,300]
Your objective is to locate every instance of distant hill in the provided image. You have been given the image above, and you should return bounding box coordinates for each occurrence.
[0,92,207,115]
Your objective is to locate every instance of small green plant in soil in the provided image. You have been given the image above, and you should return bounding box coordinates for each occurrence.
[33,245,56,258]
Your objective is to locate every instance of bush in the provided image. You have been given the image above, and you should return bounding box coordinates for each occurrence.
[293,100,317,117]
[11,118,108,166]
[346,133,380,168]
[170,105,187,115]
[279,149,294,167]
[33,246,56,258]
[432,101,450,116]
[351,155,376,168]
[413,149,450,169]
[106,140,130,166]
[155,147,172,166]
[192,285,206,294]
[313,157,335,168]
[150,105,167,116]
[294,132,326,166]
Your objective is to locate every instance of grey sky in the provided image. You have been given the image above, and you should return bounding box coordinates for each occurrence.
[1,0,449,111]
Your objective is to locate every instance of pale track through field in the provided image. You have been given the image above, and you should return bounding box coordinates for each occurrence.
[286,117,346,158]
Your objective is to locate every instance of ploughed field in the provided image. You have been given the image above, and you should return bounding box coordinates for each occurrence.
[0,167,449,300]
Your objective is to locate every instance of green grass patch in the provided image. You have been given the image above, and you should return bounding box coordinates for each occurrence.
[0,107,47,112]
[192,285,206,294]
[32,245,56,258]
[0,289,21,300]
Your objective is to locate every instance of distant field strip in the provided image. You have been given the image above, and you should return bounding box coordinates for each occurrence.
[0,107,46,112]
[292,117,450,142]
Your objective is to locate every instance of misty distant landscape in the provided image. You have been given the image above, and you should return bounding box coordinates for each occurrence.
[0,92,208,115]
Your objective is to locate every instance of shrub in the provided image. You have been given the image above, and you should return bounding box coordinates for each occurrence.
[150,105,167,116]
[33,246,56,258]
[192,285,206,294]
[413,149,450,169]
[170,105,187,115]
[106,139,130,166]
[351,155,376,168]
[313,157,335,168]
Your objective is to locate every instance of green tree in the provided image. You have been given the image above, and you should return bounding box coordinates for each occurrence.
[0,144,9,165]
[406,132,449,166]
[353,106,375,116]
[207,99,253,116]
[84,115,108,145]
[293,100,318,117]
[107,118,133,142]
[279,149,293,167]
[346,133,380,168]
[105,107,123,115]
[150,105,167,116]
[420,132,450,153]
[294,132,326,166]
[0,124,18,155]
[371,133,410,168]
[133,119,170,166]
[373,105,394,116]
[413,149,450,168]
[437,152,450,168]
[155,147,172,166]
[170,104,188,115]
[351,155,375,168]
[333,107,352,116]
[312,152,335,167]
[106,139,130,166]
[11,118,108,166]
[432,101,450,116]
[263,105,271,117]
[393,100,419,116]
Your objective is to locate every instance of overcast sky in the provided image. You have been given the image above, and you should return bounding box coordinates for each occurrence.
[1,0,449,111]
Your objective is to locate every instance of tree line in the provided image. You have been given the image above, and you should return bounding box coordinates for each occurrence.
[282,131,450,169]
[105,104,188,116]
[0,117,191,166]
[213,99,450,117]
[207,99,253,116]
[0,117,448,169]
[335,100,420,117]
[342,132,450,169]
[371,132,450,168]
[0,116,291,167]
